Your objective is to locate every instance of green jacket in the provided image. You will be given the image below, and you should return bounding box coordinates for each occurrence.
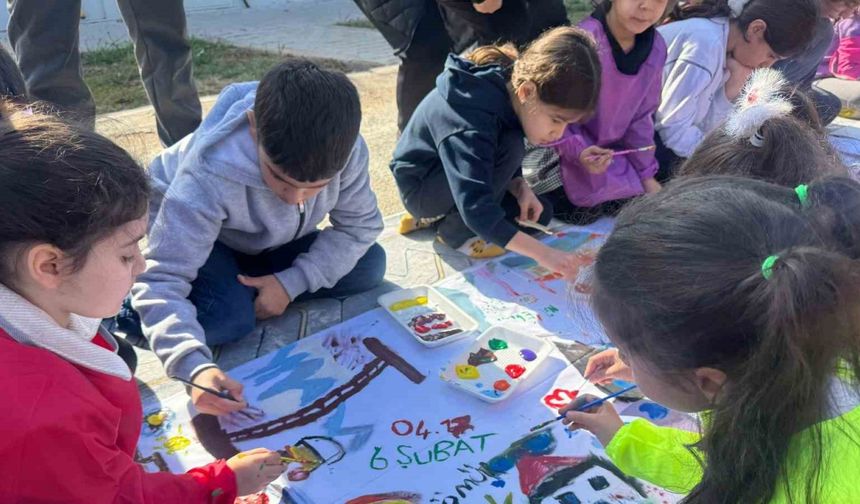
[606,406,860,502]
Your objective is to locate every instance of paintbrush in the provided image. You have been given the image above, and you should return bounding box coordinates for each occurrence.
[173,376,263,421]
[586,145,656,161]
[528,383,638,432]
[515,218,555,235]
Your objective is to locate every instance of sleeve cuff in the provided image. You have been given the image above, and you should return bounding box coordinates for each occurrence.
[275,267,310,300]
[170,349,217,382]
[187,459,238,504]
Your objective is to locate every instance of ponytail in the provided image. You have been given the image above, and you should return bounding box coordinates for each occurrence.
[466,43,519,69]
[592,175,860,503]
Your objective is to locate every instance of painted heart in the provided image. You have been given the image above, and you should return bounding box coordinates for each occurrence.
[543,388,579,409]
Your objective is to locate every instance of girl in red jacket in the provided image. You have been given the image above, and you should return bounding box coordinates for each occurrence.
[0,103,285,503]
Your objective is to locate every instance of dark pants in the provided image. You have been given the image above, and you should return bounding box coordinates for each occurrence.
[118,232,387,347]
[396,0,568,131]
[654,131,684,183]
[543,187,626,225]
[400,129,552,248]
[7,0,202,146]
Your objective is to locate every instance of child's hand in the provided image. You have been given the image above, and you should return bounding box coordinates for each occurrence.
[510,178,544,223]
[473,0,503,14]
[191,367,248,416]
[580,146,613,175]
[559,394,624,447]
[538,248,594,279]
[584,348,634,385]
[238,274,291,320]
[642,177,662,194]
[725,56,755,101]
[227,448,285,496]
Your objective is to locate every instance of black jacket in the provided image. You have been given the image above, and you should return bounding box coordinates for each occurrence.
[390,55,523,246]
[352,0,568,55]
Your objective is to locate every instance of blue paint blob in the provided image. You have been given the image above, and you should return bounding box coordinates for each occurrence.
[612,379,636,389]
[481,389,502,398]
[523,430,555,453]
[519,349,537,361]
[639,402,669,420]
[565,428,573,439]
[487,456,515,473]
[475,382,484,388]
[491,479,506,488]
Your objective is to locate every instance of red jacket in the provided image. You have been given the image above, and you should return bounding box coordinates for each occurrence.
[0,329,237,504]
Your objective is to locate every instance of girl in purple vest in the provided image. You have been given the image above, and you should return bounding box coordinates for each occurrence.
[523,0,671,224]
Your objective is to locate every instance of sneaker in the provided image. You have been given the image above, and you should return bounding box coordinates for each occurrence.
[398,213,443,235]
[448,236,506,258]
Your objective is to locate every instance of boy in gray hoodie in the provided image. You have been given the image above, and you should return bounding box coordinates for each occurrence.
[121,60,385,416]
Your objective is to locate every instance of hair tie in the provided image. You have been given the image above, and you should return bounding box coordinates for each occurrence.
[761,255,779,280]
[795,184,809,208]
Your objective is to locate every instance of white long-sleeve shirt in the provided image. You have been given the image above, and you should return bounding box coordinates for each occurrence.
[656,17,733,158]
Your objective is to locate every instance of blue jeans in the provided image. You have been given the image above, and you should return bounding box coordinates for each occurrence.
[117,232,386,347]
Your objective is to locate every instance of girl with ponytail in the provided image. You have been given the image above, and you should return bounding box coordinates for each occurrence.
[561,174,860,502]
[655,0,819,175]
[679,67,847,186]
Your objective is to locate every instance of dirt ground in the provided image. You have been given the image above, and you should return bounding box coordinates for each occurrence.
[96,65,405,217]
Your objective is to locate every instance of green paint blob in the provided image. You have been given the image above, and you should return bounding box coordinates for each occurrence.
[488,338,508,350]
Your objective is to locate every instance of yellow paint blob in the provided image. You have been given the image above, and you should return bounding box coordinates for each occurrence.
[455,364,480,380]
[163,435,191,454]
[146,413,165,427]
[389,296,428,311]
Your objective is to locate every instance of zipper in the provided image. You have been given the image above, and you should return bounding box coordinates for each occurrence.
[293,201,306,241]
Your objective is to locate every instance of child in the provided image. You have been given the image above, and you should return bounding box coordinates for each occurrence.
[123,60,386,417]
[815,8,860,118]
[523,0,670,225]
[679,67,846,185]
[0,104,284,502]
[390,26,602,275]
[563,175,860,501]
[655,0,819,175]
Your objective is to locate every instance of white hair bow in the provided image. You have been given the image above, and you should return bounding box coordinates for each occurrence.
[723,68,794,147]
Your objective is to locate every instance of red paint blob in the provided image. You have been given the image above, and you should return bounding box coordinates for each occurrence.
[493,380,511,391]
[505,364,526,379]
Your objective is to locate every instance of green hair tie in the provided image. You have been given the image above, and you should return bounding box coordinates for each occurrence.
[761,255,779,280]
[795,184,809,208]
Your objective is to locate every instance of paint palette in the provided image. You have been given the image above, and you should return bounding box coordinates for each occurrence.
[378,286,479,347]
[440,326,553,403]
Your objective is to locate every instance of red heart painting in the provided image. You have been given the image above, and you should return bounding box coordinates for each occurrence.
[543,388,579,409]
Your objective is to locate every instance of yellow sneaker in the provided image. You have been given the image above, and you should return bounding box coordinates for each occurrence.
[452,236,506,258]
[398,213,443,235]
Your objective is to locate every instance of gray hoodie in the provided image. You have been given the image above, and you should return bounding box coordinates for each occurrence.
[131,82,383,381]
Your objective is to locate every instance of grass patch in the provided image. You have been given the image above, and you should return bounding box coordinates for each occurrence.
[335,17,376,29]
[565,0,593,23]
[83,37,377,114]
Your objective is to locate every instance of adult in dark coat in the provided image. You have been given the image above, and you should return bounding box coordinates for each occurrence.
[353,0,568,131]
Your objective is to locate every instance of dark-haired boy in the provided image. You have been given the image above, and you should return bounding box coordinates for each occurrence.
[125,60,385,416]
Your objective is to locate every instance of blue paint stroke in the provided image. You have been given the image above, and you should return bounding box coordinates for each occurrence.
[612,379,636,389]
[244,345,335,405]
[638,402,669,421]
[323,403,374,451]
[491,479,506,488]
[437,287,491,331]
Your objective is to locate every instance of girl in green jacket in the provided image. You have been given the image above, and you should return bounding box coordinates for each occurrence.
[561,175,860,503]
